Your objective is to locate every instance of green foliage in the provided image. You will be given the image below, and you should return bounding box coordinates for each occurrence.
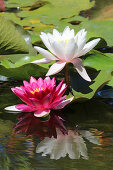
[0,54,55,80]
[70,69,112,100]
[83,50,113,71]
[79,20,113,46]
[0,17,29,54]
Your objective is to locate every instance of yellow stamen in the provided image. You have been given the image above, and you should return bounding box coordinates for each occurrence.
[30,87,44,94]
[64,40,68,44]
[57,39,68,44]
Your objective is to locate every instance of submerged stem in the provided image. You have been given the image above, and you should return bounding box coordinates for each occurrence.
[65,63,70,90]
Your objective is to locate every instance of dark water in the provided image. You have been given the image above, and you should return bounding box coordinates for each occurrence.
[0,78,113,170]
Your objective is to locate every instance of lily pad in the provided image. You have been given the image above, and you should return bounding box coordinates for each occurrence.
[0,16,29,54]
[70,69,112,100]
[83,50,113,71]
[0,54,55,80]
[107,76,113,86]
[79,20,113,46]
[34,0,95,20]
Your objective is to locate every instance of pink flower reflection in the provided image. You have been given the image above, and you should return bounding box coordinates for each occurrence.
[14,111,67,138]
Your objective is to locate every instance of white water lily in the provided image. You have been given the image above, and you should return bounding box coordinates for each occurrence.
[32,26,100,81]
[36,129,101,160]
[36,130,88,160]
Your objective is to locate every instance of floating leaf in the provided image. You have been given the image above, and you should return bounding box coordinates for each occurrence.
[70,69,112,100]
[79,20,113,46]
[83,50,113,71]
[0,16,29,54]
[0,54,55,80]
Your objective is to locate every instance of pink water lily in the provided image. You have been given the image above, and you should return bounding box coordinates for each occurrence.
[5,77,73,117]
[32,26,100,81]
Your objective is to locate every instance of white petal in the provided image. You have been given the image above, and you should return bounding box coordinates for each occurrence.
[53,29,61,39]
[40,33,55,54]
[46,61,66,76]
[62,26,70,35]
[34,46,57,60]
[51,41,65,59]
[62,27,75,40]
[65,38,78,61]
[74,29,86,42]
[74,29,87,52]
[81,38,100,56]
[72,58,91,82]
[54,97,74,109]
[5,105,21,113]
[31,58,51,64]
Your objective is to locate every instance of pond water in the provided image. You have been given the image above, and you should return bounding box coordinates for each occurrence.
[0,0,113,169]
[0,78,113,170]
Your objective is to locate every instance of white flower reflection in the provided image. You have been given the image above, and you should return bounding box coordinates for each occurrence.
[36,129,101,160]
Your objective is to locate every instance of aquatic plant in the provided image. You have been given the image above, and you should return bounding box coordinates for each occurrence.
[32,26,100,82]
[5,76,73,117]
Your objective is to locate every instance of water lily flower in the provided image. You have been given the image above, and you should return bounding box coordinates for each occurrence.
[32,26,100,81]
[5,76,73,117]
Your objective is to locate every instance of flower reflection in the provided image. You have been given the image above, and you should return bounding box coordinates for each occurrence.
[14,111,67,138]
[36,129,101,160]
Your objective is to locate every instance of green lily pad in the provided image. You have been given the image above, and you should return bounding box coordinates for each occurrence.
[107,76,113,86]
[83,50,113,71]
[35,0,95,20]
[70,69,112,100]
[0,54,55,80]
[79,20,113,46]
[0,16,29,54]
[5,0,39,8]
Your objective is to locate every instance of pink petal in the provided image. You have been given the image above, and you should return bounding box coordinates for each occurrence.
[23,81,32,91]
[29,98,42,107]
[34,109,50,117]
[11,88,32,105]
[71,58,91,82]
[55,84,67,100]
[34,46,58,60]
[37,77,44,87]
[46,61,66,76]
[51,83,67,103]
[50,77,56,88]
[54,97,74,109]
[30,76,37,85]
[29,77,39,90]
[44,77,51,86]
[31,58,51,64]
[51,95,66,108]
[16,104,36,112]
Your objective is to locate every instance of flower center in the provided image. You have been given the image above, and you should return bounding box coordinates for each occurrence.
[30,88,44,94]
[64,40,68,44]
[58,39,68,44]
